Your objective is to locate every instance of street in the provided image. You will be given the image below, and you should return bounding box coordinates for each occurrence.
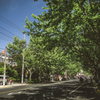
[0,79,100,100]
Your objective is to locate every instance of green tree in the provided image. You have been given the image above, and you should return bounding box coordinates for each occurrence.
[7,36,26,80]
[22,0,100,80]
[0,63,18,78]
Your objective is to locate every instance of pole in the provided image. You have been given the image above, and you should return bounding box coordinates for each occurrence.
[65,70,67,79]
[3,46,7,86]
[21,33,25,84]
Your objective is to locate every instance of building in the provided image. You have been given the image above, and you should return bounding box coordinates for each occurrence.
[0,50,17,66]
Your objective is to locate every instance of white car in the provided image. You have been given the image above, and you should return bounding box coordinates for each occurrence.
[0,75,9,85]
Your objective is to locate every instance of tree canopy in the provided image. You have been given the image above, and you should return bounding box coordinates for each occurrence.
[22,0,100,80]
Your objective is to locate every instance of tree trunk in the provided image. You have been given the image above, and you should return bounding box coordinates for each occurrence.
[64,70,67,79]
[29,70,32,81]
[52,71,54,82]
[38,72,41,83]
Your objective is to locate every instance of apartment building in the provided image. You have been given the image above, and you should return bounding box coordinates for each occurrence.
[0,50,17,66]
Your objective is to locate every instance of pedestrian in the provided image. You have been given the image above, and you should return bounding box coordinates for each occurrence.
[10,78,13,85]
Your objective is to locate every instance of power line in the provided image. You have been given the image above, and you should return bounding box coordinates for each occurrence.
[0,15,21,32]
[0,32,14,40]
[0,19,21,31]
[0,15,21,30]
[0,38,13,42]
[0,15,30,40]
[0,27,22,39]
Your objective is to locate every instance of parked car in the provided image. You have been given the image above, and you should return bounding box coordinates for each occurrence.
[0,75,9,85]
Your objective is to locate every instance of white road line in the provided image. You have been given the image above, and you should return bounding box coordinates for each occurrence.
[8,91,22,95]
[7,93,12,95]
[69,83,85,94]
[18,91,21,94]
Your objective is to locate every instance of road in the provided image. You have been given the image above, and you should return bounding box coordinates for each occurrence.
[0,79,100,100]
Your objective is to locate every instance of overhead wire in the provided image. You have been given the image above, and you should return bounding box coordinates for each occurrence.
[0,15,21,31]
[0,15,30,40]
[0,15,31,51]
[0,38,13,42]
[0,32,14,40]
[0,27,22,39]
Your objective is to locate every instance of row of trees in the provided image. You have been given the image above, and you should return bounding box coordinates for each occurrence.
[2,0,99,82]
[22,0,100,80]
[6,35,81,82]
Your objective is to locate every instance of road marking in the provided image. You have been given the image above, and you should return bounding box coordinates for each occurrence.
[69,83,85,94]
[93,80,100,94]
[7,93,12,95]
[0,80,78,95]
[96,86,100,94]
[18,91,21,94]
[0,87,33,95]
[7,91,22,95]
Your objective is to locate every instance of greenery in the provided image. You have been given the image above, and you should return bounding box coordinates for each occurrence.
[0,63,18,78]
[7,36,26,80]
[22,0,100,80]
[1,0,99,83]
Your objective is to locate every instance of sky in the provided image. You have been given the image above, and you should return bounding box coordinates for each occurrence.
[0,0,47,52]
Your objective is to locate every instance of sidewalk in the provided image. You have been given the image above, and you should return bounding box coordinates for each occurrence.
[0,79,77,89]
[0,83,28,88]
[0,80,70,88]
[0,81,60,88]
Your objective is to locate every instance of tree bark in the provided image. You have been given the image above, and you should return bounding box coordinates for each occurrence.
[29,70,32,81]
[52,70,54,82]
[64,70,67,79]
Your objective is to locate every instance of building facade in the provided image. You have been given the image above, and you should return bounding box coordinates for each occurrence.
[0,50,17,66]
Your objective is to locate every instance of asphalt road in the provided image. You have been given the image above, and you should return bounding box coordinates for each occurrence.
[0,79,100,100]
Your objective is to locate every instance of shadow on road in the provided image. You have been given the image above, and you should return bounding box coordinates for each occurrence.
[0,81,100,100]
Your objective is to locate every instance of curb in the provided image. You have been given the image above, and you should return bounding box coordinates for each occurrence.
[0,85,13,88]
[0,80,72,88]
[93,80,100,94]
[0,84,28,88]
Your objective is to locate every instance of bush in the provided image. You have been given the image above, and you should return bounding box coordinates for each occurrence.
[9,77,16,81]
[9,77,21,82]
[28,81,34,84]
[16,78,21,82]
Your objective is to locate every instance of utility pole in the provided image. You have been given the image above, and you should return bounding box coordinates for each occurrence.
[64,70,67,79]
[21,33,25,84]
[3,46,7,86]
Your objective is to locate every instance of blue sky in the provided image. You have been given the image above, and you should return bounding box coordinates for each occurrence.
[0,0,47,52]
